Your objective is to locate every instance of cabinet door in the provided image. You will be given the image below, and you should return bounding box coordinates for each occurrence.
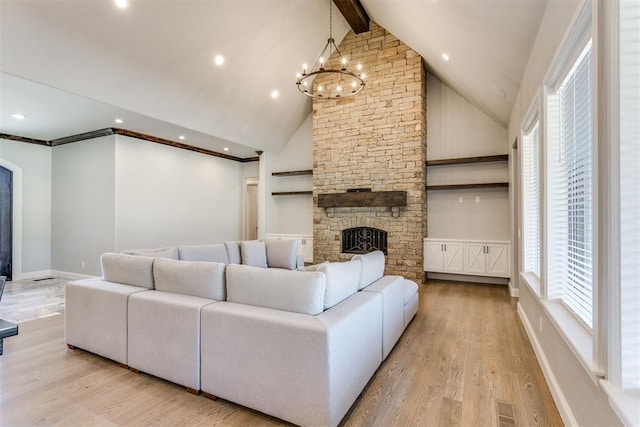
[486,243,509,277]
[443,242,464,273]
[465,243,487,274]
[424,241,445,271]
[299,238,313,263]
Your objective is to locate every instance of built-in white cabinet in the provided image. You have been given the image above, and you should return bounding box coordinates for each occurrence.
[424,238,510,278]
[423,240,464,273]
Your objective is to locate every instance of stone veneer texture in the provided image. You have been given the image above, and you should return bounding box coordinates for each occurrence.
[312,21,427,281]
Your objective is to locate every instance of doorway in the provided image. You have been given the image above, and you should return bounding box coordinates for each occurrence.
[245,182,258,240]
[0,166,12,280]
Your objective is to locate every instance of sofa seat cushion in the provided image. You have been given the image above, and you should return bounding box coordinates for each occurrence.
[101,253,155,289]
[265,239,299,270]
[318,259,362,310]
[403,279,419,304]
[153,258,226,300]
[65,278,149,364]
[226,264,325,315]
[352,250,386,290]
[121,247,179,260]
[178,244,229,264]
[127,291,216,390]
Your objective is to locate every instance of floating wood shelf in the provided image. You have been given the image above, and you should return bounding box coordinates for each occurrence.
[271,170,313,177]
[425,182,509,190]
[271,191,313,196]
[425,154,508,167]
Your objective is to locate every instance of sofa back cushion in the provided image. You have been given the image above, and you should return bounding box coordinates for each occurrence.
[153,258,226,300]
[352,250,386,290]
[240,241,268,268]
[265,239,300,270]
[121,247,179,260]
[101,253,155,289]
[318,259,362,309]
[226,264,325,315]
[224,241,242,264]
[178,244,229,264]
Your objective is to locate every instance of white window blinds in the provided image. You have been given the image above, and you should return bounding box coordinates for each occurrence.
[619,0,640,390]
[546,39,594,328]
[523,122,540,277]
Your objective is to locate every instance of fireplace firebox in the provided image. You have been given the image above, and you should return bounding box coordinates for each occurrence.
[341,227,388,255]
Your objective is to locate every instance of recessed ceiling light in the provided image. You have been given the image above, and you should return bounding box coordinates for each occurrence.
[114,118,123,124]
[223,147,229,151]
[214,55,225,66]
[441,53,450,62]
[271,90,279,99]
[114,0,128,9]
[11,113,25,120]
[178,135,185,140]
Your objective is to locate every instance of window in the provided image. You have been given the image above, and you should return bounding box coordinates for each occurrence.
[619,0,640,390]
[546,39,594,329]
[522,121,540,278]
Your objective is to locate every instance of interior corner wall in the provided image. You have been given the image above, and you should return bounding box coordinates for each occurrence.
[262,113,313,236]
[51,135,116,276]
[0,138,52,276]
[114,135,245,251]
[426,73,509,240]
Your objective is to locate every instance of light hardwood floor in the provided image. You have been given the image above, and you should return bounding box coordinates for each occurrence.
[0,281,563,426]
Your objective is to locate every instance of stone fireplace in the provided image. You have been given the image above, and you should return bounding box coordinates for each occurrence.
[312,21,427,281]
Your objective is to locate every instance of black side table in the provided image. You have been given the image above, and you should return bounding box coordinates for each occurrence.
[0,319,18,355]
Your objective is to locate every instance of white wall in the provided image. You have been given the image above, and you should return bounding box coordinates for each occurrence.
[261,114,313,236]
[114,135,246,251]
[508,0,623,425]
[0,138,51,277]
[51,136,116,276]
[426,73,510,240]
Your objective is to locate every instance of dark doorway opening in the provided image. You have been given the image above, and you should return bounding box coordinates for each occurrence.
[0,166,12,281]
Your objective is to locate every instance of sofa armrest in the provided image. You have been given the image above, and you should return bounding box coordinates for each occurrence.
[200,291,382,427]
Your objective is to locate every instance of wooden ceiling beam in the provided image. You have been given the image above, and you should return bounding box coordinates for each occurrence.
[333,0,369,34]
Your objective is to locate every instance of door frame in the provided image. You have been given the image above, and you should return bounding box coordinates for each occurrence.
[243,177,259,240]
[0,159,22,281]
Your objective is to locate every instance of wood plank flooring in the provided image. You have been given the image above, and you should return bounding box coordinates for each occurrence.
[0,280,563,426]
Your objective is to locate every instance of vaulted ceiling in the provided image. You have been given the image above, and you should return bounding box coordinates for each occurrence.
[0,0,547,158]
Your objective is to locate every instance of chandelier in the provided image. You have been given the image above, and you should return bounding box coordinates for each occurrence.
[296,0,365,99]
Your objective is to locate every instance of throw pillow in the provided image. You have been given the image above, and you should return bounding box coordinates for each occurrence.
[265,239,300,270]
[121,246,179,260]
[240,241,268,268]
[224,241,242,264]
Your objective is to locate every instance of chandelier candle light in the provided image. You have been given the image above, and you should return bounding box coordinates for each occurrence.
[296,0,365,99]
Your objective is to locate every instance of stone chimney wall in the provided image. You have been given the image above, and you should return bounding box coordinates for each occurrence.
[312,21,427,281]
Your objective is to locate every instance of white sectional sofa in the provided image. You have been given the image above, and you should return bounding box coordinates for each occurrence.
[65,241,419,427]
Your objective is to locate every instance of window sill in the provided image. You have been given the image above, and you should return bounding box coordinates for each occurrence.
[520,271,541,297]
[600,380,640,427]
[520,274,605,385]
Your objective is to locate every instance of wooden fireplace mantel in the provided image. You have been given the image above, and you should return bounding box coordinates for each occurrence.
[317,191,407,217]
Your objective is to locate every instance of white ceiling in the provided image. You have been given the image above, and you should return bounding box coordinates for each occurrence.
[0,0,547,158]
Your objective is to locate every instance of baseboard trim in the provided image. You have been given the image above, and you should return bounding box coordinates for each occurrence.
[12,270,54,280]
[51,270,94,280]
[509,281,519,298]
[517,303,578,427]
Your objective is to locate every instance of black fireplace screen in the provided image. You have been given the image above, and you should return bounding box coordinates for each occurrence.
[341,227,388,255]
